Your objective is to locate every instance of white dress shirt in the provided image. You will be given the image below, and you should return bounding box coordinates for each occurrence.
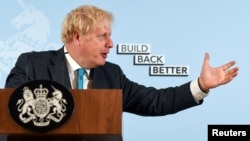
[64,47,90,89]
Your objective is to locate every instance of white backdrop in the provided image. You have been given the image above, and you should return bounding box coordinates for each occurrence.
[0,0,249,141]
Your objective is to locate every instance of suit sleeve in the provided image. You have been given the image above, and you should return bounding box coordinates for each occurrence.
[119,66,202,116]
[5,53,31,88]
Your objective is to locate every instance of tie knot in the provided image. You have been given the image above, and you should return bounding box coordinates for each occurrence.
[77,68,85,89]
[77,68,85,76]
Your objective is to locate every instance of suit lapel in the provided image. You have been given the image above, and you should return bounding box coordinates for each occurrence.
[48,47,71,88]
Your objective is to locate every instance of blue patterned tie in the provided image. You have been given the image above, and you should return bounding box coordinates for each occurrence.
[77,68,85,89]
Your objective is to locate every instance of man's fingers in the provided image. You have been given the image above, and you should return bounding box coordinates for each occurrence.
[222,61,236,71]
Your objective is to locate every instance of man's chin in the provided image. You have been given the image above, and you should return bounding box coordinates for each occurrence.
[95,61,106,67]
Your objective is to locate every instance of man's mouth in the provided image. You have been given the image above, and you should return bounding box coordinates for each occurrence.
[101,53,108,58]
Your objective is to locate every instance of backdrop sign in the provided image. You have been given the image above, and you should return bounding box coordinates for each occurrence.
[0,0,248,141]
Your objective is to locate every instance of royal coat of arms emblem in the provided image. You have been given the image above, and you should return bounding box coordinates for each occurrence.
[8,80,74,132]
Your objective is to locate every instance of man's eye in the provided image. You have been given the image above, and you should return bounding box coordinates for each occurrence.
[98,34,107,40]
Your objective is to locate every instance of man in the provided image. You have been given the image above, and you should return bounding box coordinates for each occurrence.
[5,5,239,116]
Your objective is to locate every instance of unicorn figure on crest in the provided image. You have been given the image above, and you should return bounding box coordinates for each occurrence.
[0,0,60,87]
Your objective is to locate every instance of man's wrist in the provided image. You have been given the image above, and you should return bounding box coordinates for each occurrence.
[198,77,209,93]
[190,79,209,103]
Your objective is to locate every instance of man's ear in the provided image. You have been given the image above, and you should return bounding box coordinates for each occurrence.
[72,32,80,45]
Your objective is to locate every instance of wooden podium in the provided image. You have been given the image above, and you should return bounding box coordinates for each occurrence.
[0,89,123,141]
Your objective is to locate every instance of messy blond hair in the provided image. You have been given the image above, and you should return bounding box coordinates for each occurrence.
[61,5,113,43]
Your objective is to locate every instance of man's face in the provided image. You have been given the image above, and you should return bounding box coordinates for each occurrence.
[77,21,113,68]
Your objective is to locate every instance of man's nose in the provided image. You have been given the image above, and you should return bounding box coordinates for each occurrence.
[106,37,113,48]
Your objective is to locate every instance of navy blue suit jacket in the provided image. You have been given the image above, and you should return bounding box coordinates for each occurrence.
[5,47,201,116]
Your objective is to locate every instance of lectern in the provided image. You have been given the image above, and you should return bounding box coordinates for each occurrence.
[0,89,123,141]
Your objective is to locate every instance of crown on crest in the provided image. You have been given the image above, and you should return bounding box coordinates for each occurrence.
[34,84,49,98]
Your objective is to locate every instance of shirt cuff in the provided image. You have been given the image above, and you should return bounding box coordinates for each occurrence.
[190,79,209,103]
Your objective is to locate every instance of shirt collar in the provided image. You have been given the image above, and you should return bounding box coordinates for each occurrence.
[64,46,90,75]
